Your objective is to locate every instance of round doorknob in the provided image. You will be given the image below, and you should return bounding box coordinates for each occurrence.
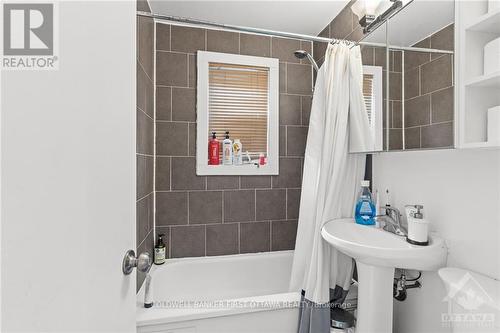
[122,250,152,275]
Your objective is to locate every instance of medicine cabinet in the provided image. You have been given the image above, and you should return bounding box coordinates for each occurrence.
[196,51,279,175]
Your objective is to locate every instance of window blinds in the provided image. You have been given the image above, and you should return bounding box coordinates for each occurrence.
[362,73,375,125]
[208,62,269,157]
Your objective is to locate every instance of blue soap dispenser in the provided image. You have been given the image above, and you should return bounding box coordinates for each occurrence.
[355,180,376,225]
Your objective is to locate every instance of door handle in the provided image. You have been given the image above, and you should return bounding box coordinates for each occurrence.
[122,250,151,275]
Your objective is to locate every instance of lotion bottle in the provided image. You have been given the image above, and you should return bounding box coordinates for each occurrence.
[233,139,242,165]
[222,131,233,165]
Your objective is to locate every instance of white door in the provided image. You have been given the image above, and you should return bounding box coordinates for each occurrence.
[1,1,137,331]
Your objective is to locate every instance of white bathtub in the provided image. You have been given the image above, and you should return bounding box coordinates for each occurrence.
[136,250,301,333]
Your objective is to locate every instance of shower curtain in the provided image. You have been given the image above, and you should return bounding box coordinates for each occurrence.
[289,44,371,333]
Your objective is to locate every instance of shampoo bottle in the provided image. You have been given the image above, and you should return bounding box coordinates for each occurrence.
[154,234,166,265]
[354,180,376,225]
[233,139,242,165]
[222,131,233,165]
[208,131,220,165]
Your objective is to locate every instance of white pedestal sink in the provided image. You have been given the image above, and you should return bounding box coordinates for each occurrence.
[321,218,447,333]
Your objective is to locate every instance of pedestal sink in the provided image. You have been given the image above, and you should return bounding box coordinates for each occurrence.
[321,218,447,333]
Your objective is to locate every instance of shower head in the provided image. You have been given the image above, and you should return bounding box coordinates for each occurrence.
[293,50,309,59]
[293,50,319,72]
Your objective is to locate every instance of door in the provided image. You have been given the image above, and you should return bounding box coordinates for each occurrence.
[1,1,137,331]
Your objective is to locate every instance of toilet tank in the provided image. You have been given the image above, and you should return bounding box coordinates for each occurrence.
[438,268,500,333]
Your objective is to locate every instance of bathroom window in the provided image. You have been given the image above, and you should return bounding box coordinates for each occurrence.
[196,51,279,175]
[350,65,384,153]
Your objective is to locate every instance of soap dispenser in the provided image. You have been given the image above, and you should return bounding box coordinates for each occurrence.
[405,205,429,246]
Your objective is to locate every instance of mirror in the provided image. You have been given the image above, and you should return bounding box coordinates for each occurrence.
[358,0,455,151]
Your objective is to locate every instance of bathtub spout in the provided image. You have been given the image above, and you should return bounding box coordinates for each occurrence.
[144,272,153,308]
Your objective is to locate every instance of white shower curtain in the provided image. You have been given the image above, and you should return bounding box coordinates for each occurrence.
[289,44,370,333]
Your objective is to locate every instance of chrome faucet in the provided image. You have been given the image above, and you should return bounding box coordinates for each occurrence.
[377,206,407,237]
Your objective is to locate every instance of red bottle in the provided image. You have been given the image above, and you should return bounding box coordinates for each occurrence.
[208,132,220,165]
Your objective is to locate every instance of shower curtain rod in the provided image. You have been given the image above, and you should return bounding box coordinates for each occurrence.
[137,11,454,55]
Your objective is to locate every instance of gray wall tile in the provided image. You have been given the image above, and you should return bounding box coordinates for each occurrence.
[156,87,171,121]
[189,191,223,224]
[138,16,154,79]
[361,46,374,66]
[256,189,286,220]
[156,156,170,191]
[137,109,154,155]
[172,88,196,122]
[206,223,239,256]
[301,96,312,126]
[240,176,271,189]
[171,25,205,53]
[279,94,301,125]
[171,225,205,258]
[405,127,421,149]
[279,63,286,93]
[207,30,239,53]
[171,157,205,190]
[240,34,271,57]
[157,52,188,86]
[421,122,453,148]
[156,191,188,226]
[280,126,287,157]
[224,190,255,222]
[207,176,239,190]
[430,24,454,51]
[404,67,420,100]
[137,194,153,246]
[137,155,153,199]
[189,54,196,88]
[156,122,189,156]
[287,64,312,95]
[421,55,452,94]
[272,158,302,188]
[329,6,353,39]
[405,95,430,127]
[287,126,308,157]
[271,220,298,251]
[188,123,196,156]
[431,87,454,123]
[287,189,301,220]
[240,222,270,253]
[404,51,430,71]
[389,129,403,150]
[156,23,170,52]
[271,37,301,63]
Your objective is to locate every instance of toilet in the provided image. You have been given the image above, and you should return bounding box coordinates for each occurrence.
[438,268,500,333]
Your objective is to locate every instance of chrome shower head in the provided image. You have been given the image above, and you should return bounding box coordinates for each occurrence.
[293,50,309,59]
[293,50,319,72]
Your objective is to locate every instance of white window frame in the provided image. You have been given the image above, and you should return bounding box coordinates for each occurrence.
[350,65,384,153]
[196,51,279,175]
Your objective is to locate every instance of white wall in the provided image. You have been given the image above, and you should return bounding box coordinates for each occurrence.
[1,1,136,331]
[373,148,500,333]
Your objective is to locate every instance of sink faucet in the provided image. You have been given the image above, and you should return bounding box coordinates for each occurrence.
[377,206,407,237]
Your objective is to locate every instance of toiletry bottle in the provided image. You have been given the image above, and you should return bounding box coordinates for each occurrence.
[259,153,266,166]
[405,205,429,246]
[354,180,376,225]
[222,131,233,165]
[208,131,220,165]
[233,139,242,165]
[154,234,166,265]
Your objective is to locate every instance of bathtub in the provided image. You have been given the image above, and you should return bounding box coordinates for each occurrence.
[136,250,301,333]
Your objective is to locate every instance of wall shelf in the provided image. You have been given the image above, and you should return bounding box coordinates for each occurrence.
[465,71,500,88]
[465,9,500,34]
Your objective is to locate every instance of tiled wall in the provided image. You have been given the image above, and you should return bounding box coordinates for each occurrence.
[315,2,454,151]
[403,24,454,149]
[154,23,313,258]
[136,0,154,289]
